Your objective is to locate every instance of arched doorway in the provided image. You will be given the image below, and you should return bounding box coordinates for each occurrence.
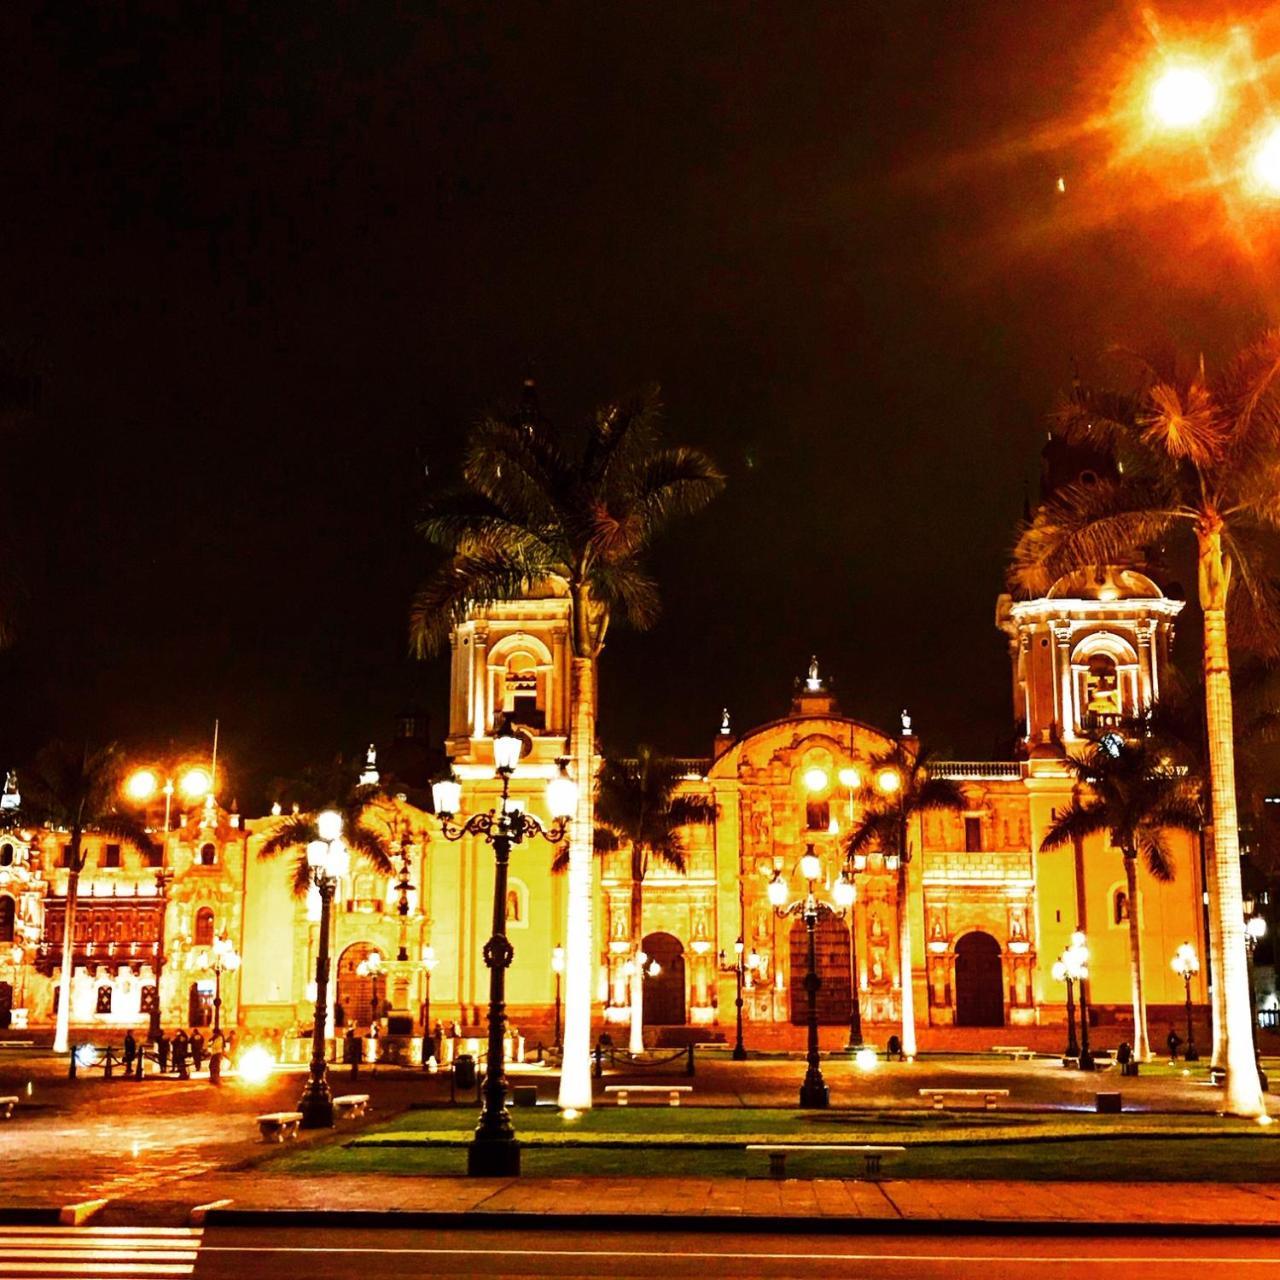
[641,932,685,1025]
[789,915,852,1025]
[954,931,1004,1027]
[0,981,11,1030]
[188,980,213,1027]
[336,943,384,1028]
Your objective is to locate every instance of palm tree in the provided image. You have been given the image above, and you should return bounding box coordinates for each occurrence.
[23,742,156,1054]
[1040,736,1202,1061]
[555,748,717,1052]
[1010,336,1280,1114]
[258,761,396,896]
[409,383,723,1108]
[845,744,964,1058]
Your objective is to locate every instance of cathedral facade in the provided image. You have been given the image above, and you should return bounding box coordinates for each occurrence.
[0,566,1208,1046]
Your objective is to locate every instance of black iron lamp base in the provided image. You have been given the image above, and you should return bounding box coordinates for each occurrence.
[298,1075,334,1129]
[1184,1047,1200,1062]
[799,1076,830,1108]
[468,1136,521,1177]
[732,1044,747,1061]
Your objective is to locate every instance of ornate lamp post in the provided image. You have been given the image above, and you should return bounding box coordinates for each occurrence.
[149,867,173,1042]
[193,932,241,1038]
[768,844,846,1108]
[420,945,438,1067]
[837,766,867,1050]
[298,809,348,1129]
[717,937,762,1060]
[551,944,565,1050]
[357,949,384,1026]
[1171,942,1200,1062]
[393,835,416,963]
[1051,956,1080,1060]
[432,723,576,1177]
[1062,930,1093,1069]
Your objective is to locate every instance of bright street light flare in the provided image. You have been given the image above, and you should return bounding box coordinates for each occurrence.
[124,769,158,802]
[1148,64,1219,131]
[179,767,212,800]
[1250,122,1280,195]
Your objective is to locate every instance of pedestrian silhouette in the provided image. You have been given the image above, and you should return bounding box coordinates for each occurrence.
[156,1030,170,1073]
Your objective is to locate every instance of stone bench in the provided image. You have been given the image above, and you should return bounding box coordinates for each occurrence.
[604,1084,692,1107]
[747,1143,906,1180]
[257,1111,304,1142]
[991,1046,1036,1060]
[918,1087,1009,1110]
[333,1093,370,1119]
[0,1096,17,1120]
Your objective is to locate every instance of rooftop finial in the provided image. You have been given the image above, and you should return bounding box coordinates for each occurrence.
[806,655,822,692]
[719,708,731,736]
[901,708,914,737]
[360,743,380,787]
[0,769,18,811]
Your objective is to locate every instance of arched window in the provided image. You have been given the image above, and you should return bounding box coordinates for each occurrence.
[96,985,113,1014]
[0,897,14,944]
[505,878,529,930]
[1113,888,1130,925]
[199,843,217,867]
[1084,654,1120,729]
[0,843,12,866]
[502,651,544,730]
[194,907,215,947]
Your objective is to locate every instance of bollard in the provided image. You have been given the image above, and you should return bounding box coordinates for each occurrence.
[593,1043,604,1079]
[68,1045,77,1080]
[686,1044,696,1077]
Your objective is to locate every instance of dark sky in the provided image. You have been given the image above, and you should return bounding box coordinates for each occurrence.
[3,2,1279,807]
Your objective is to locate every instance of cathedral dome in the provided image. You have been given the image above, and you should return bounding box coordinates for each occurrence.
[1045,566,1164,602]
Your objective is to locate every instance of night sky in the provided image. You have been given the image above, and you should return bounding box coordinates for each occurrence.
[3,2,1279,808]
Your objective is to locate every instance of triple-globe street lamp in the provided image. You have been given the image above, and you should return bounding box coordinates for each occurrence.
[717,937,762,1061]
[432,721,577,1177]
[191,932,240,1038]
[1052,931,1094,1069]
[1244,897,1268,1089]
[298,809,349,1129]
[1171,942,1201,1063]
[768,845,847,1108]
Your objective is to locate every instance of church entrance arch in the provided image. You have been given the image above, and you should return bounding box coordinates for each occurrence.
[954,931,1004,1027]
[641,932,685,1025]
[0,981,11,1030]
[336,943,384,1028]
[788,915,852,1025]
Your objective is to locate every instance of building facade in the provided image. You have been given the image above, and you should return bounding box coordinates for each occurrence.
[0,566,1209,1046]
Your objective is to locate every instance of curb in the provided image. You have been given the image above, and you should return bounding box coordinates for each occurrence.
[199,1207,1280,1236]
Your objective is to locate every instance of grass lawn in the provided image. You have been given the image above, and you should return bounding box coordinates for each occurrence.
[264,1104,1280,1180]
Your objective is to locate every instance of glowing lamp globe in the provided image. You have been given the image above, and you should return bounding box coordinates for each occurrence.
[546,763,578,821]
[799,850,822,882]
[493,723,523,774]
[432,776,462,818]
[179,767,212,800]
[733,937,745,957]
[1051,960,1066,984]
[316,810,343,842]
[550,944,565,974]
[876,767,902,795]
[767,872,788,907]
[1247,914,1268,941]
[833,874,856,909]
[125,769,159,802]
[1149,64,1218,130]
[855,1047,878,1072]
[802,767,828,793]
[1251,123,1280,196]
[237,1045,274,1085]
[306,840,328,869]
[838,766,860,789]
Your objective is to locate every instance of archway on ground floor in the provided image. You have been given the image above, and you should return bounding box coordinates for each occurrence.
[0,981,10,1030]
[789,914,852,1025]
[954,931,1004,1027]
[641,932,685,1025]
[336,942,384,1028]
[188,980,213,1028]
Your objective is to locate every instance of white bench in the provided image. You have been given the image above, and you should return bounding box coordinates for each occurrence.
[0,1096,17,1120]
[747,1143,906,1179]
[257,1111,304,1142]
[991,1046,1036,1061]
[918,1087,1009,1110]
[333,1093,370,1119]
[604,1084,692,1107]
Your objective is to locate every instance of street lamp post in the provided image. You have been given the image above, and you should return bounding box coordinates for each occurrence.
[1244,900,1268,1089]
[357,950,384,1030]
[837,766,866,1050]
[421,945,438,1068]
[551,944,565,1050]
[1052,959,1080,1059]
[1058,931,1094,1070]
[768,844,845,1108]
[1171,942,1201,1063]
[717,938,762,1061]
[432,724,577,1177]
[298,810,349,1130]
[195,933,241,1038]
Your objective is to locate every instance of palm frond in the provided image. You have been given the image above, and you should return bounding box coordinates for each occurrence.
[258,814,318,861]
[91,814,158,858]
[345,821,395,876]
[1139,379,1227,469]
[845,809,899,855]
[1039,800,1109,852]
[1135,828,1176,882]
[649,832,688,873]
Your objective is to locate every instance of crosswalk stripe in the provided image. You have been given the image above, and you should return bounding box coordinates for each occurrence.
[0,1226,202,1278]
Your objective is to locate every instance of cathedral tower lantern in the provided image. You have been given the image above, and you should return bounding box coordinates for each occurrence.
[445,583,573,775]
[996,565,1183,754]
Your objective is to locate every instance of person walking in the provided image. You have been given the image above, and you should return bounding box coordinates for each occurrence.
[155,1029,170,1074]
[344,1027,360,1078]
[172,1028,189,1079]
[1166,1027,1183,1062]
[190,1028,205,1072]
[122,1029,137,1073]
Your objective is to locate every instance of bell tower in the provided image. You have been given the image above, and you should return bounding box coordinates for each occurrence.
[446,583,573,774]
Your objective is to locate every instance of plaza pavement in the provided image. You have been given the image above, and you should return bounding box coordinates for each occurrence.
[4,1046,1279,1232]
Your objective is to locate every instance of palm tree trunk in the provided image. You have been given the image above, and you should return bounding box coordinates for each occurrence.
[1199,528,1265,1116]
[1203,827,1226,1069]
[629,870,645,1054]
[53,864,80,1055]
[898,855,917,1060]
[1123,853,1151,1061]
[557,654,596,1111]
